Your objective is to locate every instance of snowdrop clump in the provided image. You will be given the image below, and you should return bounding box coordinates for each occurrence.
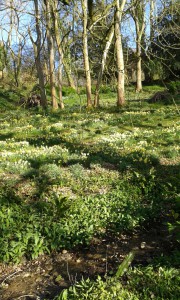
[162,125,180,133]
[50,122,63,129]
[100,132,132,143]
[123,111,150,115]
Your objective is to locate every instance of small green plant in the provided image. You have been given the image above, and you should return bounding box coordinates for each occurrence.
[127,266,180,300]
[39,163,62,184]
[167,81,180,95]
[62,86,77,96]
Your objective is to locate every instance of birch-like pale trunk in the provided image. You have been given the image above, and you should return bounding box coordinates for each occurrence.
[5,0,25,88]
[30,0,47,108]
[58,58,64,109]
[131,1,145,92]
[94,25,114,107]
[44,0,58,110]
[81,0,92,107]
[136,40,142,92]
[51,0,76,89]
[115,0,126,106]
[150,0,155,42]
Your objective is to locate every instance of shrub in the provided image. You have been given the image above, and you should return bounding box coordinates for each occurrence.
[62,86,77,96]
[167,81,180,95]
[55,266,180,300]
[55,277,138,300]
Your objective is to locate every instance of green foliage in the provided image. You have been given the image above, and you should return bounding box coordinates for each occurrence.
[167,81,180,95]
[0,192,48,262]
[55,265,180,300]
[0,85,179,264]
[39,163,62,184]
[62,86,77,96]
[0,43,7,72]
[167,194,180,243]
[56,277,138,300]
[127,266,180,300]
[115,251,135,278]
[99,85,114,94]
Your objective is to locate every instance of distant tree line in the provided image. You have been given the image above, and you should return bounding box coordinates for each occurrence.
[0,0,179,108]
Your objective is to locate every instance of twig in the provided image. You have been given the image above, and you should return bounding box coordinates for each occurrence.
[66,261,71,283]
[0,269,22,286]
[105,245,108,276]
[14,295,40,300]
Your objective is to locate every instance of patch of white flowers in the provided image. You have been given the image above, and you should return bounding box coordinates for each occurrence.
[162,125,180,133]
[123,111,150,115]
[100,132,130,143]
[51,122,63,129]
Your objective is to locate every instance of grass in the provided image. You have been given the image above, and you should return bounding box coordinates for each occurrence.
[0,84,179,299]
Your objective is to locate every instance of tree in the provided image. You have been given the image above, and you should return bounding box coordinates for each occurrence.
[29,0,47,108]
[43,0,58,110]
[130,0,146,92]
[1,0,27,87]
[81,0,92,107]
[115,0,126,106]
[150,0,180,80]
[0,41,7,79]
[50,0,76,90]
[94,23,114,106]
[89,1,116,107]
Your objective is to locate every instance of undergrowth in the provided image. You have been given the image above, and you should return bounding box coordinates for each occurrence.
[0,85,179,299]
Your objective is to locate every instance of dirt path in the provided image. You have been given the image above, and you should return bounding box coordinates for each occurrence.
[0,219,174,300]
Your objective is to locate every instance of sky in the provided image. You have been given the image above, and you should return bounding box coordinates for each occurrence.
[0,0,160,51]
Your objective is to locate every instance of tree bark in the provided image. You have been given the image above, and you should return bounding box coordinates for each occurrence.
[51,0,76,89]
[44,0,58,110]
[31,0,47,108]
[136,40,142,92]
[131,0,145,92]
[94,24,114,107]
[82,0,92,107]
[58,57,64,109]
[115,0,126,106]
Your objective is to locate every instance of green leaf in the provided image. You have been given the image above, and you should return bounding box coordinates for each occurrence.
[115,251,135,278]
[58,289,68,300]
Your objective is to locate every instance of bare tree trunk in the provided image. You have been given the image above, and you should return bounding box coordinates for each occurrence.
[30,0,47,108]
[5,0,25,88]
[94,24,114,107]
[63,57,76,89]
[136,41,142,92]
[115,0,126,106]
[49,36,58,109]
[44,59,49,84]
[131,0,145,92]
[82,0,92,107]
[44,1,58,110]
[58,57,64,109]
[150,0,155,43]
[51,0,76,89]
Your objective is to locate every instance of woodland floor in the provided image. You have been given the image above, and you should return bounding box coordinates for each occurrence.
[0,216,176,300]
[0,86,179,300]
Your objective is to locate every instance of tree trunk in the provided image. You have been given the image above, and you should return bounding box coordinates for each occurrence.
[58,58,64,109]
[51,0,76,89]
[49,37,58,109]
[94,24,114,107]
[131,1,145,92]
[63,57,76,89]
[44,0,58,110]
[82,0,92,107]
[31,0,47,108]
[136,40,142,92]
[33,42,47,108]
[115,0,126,106]
[150,0,155,43]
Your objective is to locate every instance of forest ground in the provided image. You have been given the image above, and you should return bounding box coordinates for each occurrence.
[0,85,179,299]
